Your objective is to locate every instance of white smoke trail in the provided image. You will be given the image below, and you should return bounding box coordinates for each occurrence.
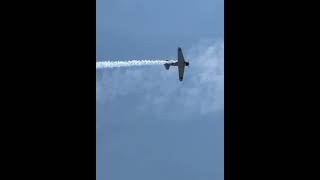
[96,60,177,69]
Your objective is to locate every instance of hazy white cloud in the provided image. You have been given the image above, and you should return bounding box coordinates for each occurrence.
[96,40,224,121]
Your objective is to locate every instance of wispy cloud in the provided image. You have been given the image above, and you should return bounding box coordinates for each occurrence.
[96,40,224,122]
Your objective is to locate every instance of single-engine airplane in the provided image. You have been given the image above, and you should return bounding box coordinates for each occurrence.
[164,47,189,81]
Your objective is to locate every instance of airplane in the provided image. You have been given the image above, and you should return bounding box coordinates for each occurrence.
[164,47,189,81]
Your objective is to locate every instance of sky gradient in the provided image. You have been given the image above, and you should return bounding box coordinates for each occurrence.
[96,0,224,179]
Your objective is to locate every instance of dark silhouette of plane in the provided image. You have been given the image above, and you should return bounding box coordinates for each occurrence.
[164,47,189,81]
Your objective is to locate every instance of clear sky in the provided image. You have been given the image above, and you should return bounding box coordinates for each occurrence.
[96,0,224,179]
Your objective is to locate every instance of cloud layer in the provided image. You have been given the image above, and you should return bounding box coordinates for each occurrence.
[96,40,224,123]
[96,40,224,180]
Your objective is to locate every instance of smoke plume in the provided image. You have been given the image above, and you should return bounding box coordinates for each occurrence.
[96,60,177,69]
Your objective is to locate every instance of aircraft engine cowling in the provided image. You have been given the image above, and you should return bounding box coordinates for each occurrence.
[185,62,189,66]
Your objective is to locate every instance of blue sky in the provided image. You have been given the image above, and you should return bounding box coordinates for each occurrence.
[96,0,224,179]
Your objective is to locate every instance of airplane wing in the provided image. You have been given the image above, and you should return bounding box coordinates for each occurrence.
[178,48,185,81]
[178,47,185,61]
[178,63,185,81]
